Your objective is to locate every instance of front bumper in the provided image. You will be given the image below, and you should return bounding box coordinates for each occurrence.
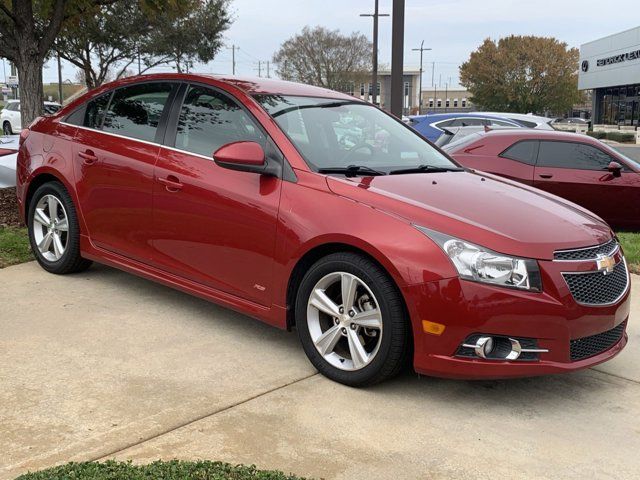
[404,256,630,380]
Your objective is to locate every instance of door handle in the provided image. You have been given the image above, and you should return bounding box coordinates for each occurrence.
[538,174,553,179]
[78,150,98,165]
[158,175,183,192]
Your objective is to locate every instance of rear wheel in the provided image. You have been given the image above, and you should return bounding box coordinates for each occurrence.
[296,252,410,387]
[27,182,92,274]
[3,121,12,136]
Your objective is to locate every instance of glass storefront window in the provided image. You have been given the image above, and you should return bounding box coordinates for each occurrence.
[598,83,640,126]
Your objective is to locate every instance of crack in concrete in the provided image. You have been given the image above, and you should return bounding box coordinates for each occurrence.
[92,372,320,462]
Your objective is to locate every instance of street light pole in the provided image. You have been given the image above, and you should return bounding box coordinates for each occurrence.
[360,0,389,106]
[412,40,431,114]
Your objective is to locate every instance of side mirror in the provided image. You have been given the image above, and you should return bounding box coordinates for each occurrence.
[213,142,282,177]
[607,161,622,177]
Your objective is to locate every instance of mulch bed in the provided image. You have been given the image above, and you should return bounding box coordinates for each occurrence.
[0,187,22,227]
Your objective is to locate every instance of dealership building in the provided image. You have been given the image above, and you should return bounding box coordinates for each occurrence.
[579,26,640,127]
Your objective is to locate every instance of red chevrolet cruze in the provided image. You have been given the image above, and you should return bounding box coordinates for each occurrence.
[16,74,630,386]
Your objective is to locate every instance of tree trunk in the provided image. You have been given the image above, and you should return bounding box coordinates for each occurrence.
[17,54,44,127]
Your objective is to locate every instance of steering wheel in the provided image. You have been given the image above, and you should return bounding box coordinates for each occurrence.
[340,142,374,163]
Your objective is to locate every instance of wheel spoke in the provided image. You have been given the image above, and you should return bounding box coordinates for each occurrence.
[347,328,369,369]
[38,232,53,253]
[56,217,68,232]
[309,288,341,317]
[341,273,358,310]
[314,325,343,356]
[34,208,50,226]
[47,196,59,222]
[52,233,64,259]
[352,308,382,329]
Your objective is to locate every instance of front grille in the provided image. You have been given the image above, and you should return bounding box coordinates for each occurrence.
[563,261,628,305]
[554,239,618,261]
[570,322,626,361]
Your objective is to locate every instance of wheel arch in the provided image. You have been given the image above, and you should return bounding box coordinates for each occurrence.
[285,241,410,332]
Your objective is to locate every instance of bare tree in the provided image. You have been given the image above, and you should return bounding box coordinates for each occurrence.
[273,26,372,91]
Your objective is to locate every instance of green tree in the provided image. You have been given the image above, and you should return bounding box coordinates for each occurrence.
[273,26,372,91]
[144,0,232,74]
[0,0,115,126]
[459,35,581,114]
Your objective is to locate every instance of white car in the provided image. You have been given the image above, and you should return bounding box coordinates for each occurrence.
[482,112,555,130]
[1,100,61,135]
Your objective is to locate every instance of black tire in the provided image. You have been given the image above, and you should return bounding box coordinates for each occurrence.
[27,181,92,274]
[3,121,12,136]
[295,252,410,387]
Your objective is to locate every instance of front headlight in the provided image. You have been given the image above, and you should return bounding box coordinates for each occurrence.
[415,226,542,292]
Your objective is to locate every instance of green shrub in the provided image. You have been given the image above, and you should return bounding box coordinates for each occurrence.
[586,130,635,143]
[16,460,307,480]
[586,131,606,139]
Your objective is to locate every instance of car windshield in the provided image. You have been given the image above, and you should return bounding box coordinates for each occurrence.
[255,95,457,174]
[600,142,640,170]
[441,132,484,152]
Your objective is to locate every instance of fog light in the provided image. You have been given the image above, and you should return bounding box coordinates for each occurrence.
[460,335,549,361]
[474,336,494,359]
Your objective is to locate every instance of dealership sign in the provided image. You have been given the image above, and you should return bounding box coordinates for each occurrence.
[596,48,640,67]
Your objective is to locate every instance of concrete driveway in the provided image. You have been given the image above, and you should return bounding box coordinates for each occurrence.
[0,262,638,480]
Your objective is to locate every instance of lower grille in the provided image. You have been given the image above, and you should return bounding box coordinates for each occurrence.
[563,261,628,306]
[570,322,626,361]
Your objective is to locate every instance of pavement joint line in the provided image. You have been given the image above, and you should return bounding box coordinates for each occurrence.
[92,371,320,462]
[590,367,640,385]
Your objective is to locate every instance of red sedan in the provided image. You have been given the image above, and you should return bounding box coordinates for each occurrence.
[443,130,640,229]
[16,74,630,386]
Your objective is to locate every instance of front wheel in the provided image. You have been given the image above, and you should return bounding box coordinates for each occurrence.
[27,181,92,274]
[296,252,410,387]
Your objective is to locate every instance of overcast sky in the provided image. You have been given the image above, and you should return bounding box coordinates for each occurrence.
[39,0,640,89]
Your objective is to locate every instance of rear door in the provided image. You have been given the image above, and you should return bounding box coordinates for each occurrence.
[69,82,177,262]
[533,140,638,225]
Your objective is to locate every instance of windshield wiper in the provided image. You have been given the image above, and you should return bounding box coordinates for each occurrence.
[318,165,386,177]
[388,164,464,175]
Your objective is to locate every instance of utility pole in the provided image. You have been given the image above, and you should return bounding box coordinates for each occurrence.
[360,0,389,106]
[256,61,262,77]
[227,45,237,75]
[390,0,405,117]
[431,61,435,86]
[266,61,270,78]
[137,51,141,75]
[412,40,431,114]
[444,82,448,112]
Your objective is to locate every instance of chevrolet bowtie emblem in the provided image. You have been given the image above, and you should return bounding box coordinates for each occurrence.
[596,254,616,275]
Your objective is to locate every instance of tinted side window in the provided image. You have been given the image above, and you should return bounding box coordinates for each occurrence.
[174,85,266,157]
[103,83,174,142]
[460,118,484,126]
[500,140,538,165]
[538,141,614,170]
[489,119,515,127]
[436,119,454,128]
[82,92,112,129]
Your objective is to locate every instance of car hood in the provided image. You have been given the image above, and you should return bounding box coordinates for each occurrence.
[326,171,612,260]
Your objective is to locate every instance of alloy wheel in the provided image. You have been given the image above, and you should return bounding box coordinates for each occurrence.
[306,271,383,371]
[32,194,69,262]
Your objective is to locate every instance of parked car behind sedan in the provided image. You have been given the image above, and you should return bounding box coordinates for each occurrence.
[482,112,555,130]
[443,130,640,229]
[1,100,61,135]
[408,113,522,141]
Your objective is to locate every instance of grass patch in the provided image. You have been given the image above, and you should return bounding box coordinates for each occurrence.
[618,231,640,274]
[0,226,31,268]
[15,460,306,480]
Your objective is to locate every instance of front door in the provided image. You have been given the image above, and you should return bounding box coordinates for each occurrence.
[71,82,176,262]
[151,84,282,306]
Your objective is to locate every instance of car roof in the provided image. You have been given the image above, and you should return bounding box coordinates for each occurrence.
[410,112,504,120]
[481,112,553,123]
[460,129,603,144]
